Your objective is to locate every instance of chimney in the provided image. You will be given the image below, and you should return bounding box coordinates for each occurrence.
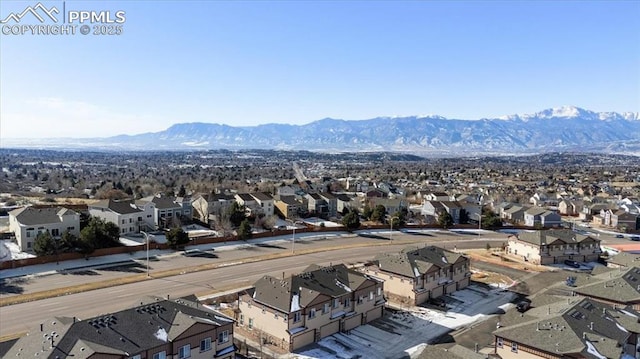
[40,323,44,332]
[536,322,540,331]
[548,307,551,315]
[73,317,76,323]
[589,322,593,330]
[474,343,478,353]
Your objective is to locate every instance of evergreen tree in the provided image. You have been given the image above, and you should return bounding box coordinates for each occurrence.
[438,211,454,229]
[342,211,361,231]
[33,231,56,256]
[238,219,252,240]
[166,227,189,249]
[370,205,387,223]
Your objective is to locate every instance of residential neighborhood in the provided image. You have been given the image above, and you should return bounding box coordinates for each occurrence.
[1,150,640,359]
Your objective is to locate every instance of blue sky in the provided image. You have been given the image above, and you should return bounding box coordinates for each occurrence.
[1,0,639,138]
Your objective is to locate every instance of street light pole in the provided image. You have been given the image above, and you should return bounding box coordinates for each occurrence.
[390,218,393,242]
[292,225,295,254]
[141,231,150,277]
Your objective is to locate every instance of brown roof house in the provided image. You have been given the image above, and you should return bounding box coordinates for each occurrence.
[237,263,384,352]
[1,296,235,359]
[507,229,601,265]
[363,246,471,306]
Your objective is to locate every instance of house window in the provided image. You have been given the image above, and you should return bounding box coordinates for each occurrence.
[138,217,142,221]
[152,351,166,359]
[51,229,59,236]
[132,355,141,359]
[26,232,31,238]
[239,314,244,325]
[333,298,340,308]
[323,303,330,314]
[178,344,190,359]
[200,337,211,352]
[67,226,75,230]
[357,296,363,305]
[309,308,316,319]
[496,337,503,348]
[344,298,351,308]
[248,318,253,329]
[511,342,518,353]
[293,312,301,323]
[218,330,229,344]
[122,219,125,224]
[369,292,374,301]
[27,242,32,248]
[129,218,133,223]
[377,287,382,296]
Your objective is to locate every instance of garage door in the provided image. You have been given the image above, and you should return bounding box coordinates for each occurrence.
[292,330,316,351]
[431,286,444,298]
[343,314,362,332]
[458,277,470,290]
[320,320,340,338]
[365,307,383,323]
[445,282,457,294]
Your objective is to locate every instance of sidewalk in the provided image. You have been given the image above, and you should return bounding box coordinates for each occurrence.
[0,231,356,280]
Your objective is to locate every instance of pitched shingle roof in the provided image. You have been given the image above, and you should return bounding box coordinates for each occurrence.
[4,297,233,359]
[494,298,630,358]
[516,229,598,246]
[9,206,78,225]
[90,199,141,214]
[374,246,467,278]
[251,264,378,313]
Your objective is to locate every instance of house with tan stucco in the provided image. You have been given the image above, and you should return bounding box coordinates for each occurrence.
[507,229,601,265]
[363,246,471,306]
[237,263,384,352]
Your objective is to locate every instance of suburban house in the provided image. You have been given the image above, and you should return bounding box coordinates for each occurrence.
[274,196,304,219]
[305,193,329,217]
[423,192,450,201]
[506,229,601,265]
[318,192,337,218]
[493,297,638,359]
[191,193,235,225]
[237,264,385,352]
[502,205,528,224]
[137,194,192,229]
[9,206,80,253]
[580,203,610,221]
[611,210,639,231]
[558,199,578,215]
[250,192,275,217]
[606,252,640,268]
[367,197,408,217]
[573,266,640,309]
[2,296,236,359]
[421,201,463,224]
[234,193,258,216]
[335,193,354,214]
[88,199,153,234]
[363,246,471,305]
[524,207,561,227]
[234,192,274,217]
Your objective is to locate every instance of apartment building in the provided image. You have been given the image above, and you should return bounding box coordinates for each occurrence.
[9,206,80,253]
[507,229,601,265]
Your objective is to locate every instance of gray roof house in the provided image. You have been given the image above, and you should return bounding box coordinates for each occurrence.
[8,206,80,253]
[1,296,236,359]
[493,297,635,359]
[238,263,384,352]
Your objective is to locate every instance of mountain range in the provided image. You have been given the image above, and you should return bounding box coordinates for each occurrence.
[4,106,640,155]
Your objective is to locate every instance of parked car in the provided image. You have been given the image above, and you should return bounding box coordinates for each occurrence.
[564,260,580,268]
[615,234,625,238]
[516,300,531,312]
[631,236,640,241]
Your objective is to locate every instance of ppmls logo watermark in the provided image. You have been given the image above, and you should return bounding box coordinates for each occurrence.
[1,2,126,36]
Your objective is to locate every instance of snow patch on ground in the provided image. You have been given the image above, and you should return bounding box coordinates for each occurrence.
[296,284,516,358]
[0,239,35,261]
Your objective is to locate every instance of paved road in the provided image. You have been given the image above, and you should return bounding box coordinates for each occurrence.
[0,231,508,337]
